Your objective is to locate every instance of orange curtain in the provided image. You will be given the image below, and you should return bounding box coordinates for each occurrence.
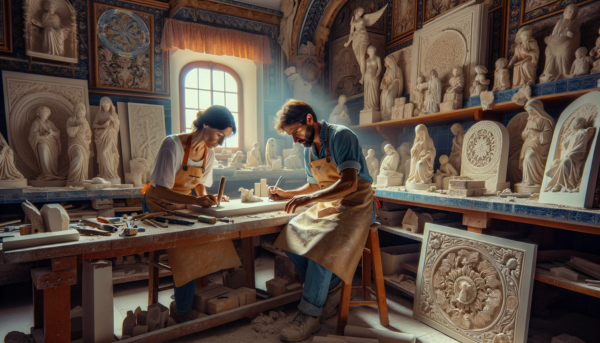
[162,18,273,65]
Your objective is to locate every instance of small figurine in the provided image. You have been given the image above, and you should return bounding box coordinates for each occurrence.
[469,65,490,97]
[421,70,442,114]
[433,155,458,190]
[441,67,465,111]
[412,76,426,116]
[239,187,263,203]
[329,95,351,126]
[590,28,600,74]
[492,58,511,91]
[570,47,594,77]
[508,26,539,88]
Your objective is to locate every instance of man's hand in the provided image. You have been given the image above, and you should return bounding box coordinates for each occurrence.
[268,186,290,200]
[195,194,217,208]
[285,195,314,214]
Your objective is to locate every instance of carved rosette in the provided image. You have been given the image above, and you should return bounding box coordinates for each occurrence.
[463,121,503,174]
[419,231,525,343]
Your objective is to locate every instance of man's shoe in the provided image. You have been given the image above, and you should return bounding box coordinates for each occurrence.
[279,312,320,342]
[320,282,343,322]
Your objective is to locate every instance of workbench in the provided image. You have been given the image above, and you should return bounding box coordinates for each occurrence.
[1,210,297,343]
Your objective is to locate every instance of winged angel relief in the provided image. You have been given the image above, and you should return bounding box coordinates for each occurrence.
[344,4,388,84]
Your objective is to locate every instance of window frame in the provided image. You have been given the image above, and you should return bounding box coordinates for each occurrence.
[179,61,245,153]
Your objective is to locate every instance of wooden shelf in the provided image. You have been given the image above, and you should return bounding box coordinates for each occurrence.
[383,276,415,298]
[114,206,142,213]
[380,225,423,242]
[401,261,419,274]
[535,268,600,298]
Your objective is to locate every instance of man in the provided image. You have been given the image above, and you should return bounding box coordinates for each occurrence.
[268,100,376,342]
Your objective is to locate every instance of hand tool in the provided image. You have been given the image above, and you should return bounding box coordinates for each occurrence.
[97,217,112,224]
[217,176,226,206]
[0,219,21,227]
[120,228,138,237]
[197,215,217,224]
[73,226,111,236]
[268,176,283,201]
[154,216,194,225]
[82,219,119,232]
[217,217,234,223]
[143,219,158,228]
[150,219,168,228]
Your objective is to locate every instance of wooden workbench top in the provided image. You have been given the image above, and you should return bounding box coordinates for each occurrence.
[1,211,293,264]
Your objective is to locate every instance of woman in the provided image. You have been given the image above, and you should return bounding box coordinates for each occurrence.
[142,105,238,322]
[93,97,120,180]
[406,124,436,185]
[67,103,92,185]
[363,45,382,111]
[29,106,64,181]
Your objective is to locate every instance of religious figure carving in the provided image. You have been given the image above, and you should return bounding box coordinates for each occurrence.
[38,0,67,56]
[539,4,581,84]
[544,117,595,192]
[420,70,442,114]
[93,97,120,181]
[570,47,594,77]
[284,143,303,170]
[590,29,600,74]
[129,157,151,187]
[239,187,263,203]
[278,0,298,62]
[329,95,351,126]
[449,123,465,173]
[246,142,262,168]
[492,58,511,92]
[29,106,65,181]
[508,26,539,89]
[406,124,436,188]
[515,100,555,193]
[285,66,312,102]
[469,65,490,97]
[433,155,458,190]
[344,5,388,84]
[507,112,528,187]
[265,138,279,167]
[397,142,412,184]
[441,67,465,111]
[412,76,426,116]
[0,133,26,184]
[228,151,245,169]
[66,103,92,185]
[365,149,379,183]
[380,55,403,121]
[377,144,403,186]
[362,46,382,111]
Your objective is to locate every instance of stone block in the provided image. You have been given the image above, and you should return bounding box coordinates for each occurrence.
[21,200,45,233]
[122,311,136,337]
[145,307,161,332]
[193,286,232,313]
[132,325,148,337]
[403,103,415,118]
[448,179,486,189]
[266,277,289,296]
[40,204,70,232]
[228,287,257,306]
[447,188,486,197]
[359,109,381,125]
[274,256,302,283]
[391,97,406,120]
[255,183,261,197]
[82,260,113,343]
[207,294,239,314]
[377,174,404,187]
[91,199,114,210]
[223,269,247,289]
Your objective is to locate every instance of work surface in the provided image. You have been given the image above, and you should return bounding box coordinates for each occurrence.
[1,211,294,264]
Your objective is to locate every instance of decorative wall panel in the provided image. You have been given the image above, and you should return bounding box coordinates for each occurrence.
[415,224,537,343]
[127,103,166,168]
[520,0,593,25]
[423,0,471,23]
[391,0,417,41]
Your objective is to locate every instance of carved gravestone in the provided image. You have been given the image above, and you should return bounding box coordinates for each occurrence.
[539,91,600,208]
[460,121,510,193]
[415,224,537,343]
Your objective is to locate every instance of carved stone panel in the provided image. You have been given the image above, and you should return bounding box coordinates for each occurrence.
[539,91,600,208]
[410,1,487,99]
[127,103,166,169]
[2,71,90,181]
[387,45,412,96]
[506,112,528,188]
[415,224,537,343]
[461,121,509,192]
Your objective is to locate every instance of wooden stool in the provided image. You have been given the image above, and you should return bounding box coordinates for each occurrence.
[337,224,389,335]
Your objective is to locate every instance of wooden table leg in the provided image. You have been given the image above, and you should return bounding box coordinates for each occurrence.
[148,251,160,306]
[44,286,71,342]
[362,238,372,301]
[33,283,44,329]
[241,237,256,289]
[463,211,490,234]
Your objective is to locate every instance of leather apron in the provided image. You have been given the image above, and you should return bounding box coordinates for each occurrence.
[144,135,241,287]
[273,128,374,284]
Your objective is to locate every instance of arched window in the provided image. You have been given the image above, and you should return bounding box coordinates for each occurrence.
[179,61,243,151]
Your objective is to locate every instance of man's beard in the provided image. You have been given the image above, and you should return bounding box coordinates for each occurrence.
[298,124,315,147]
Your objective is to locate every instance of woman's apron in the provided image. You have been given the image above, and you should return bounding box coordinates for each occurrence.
[144,135,241,287]
[273,128,374,284]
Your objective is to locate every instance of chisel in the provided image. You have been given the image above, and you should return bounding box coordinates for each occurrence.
[82,219,119,232]
[154,216,194,225]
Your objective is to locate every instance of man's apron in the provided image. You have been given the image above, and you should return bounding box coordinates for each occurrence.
[273,128,373,284]
[144,135,241,287]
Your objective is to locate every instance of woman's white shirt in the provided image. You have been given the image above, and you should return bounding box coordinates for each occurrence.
[149,135,215,189]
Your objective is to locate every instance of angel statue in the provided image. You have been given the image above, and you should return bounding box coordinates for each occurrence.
[344,4,388,84]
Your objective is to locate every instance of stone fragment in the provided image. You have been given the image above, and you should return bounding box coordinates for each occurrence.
[550,267,578,281]
[228,287,257,306]
[40,204,70,232]
[148,303,169,328]
[266,277,289,296]
[193,286,232,313]
[223,269,247,289]
[21,200,45,233]
[122,311,136,337]
[207,294,239,314]
[145,307,161,332]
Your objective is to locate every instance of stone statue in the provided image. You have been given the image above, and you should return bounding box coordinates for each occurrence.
[29,106,65,181]
[570,47,593,77]
[539,4,581,83]
[66,103,92,185]
[130,157,151,187]
[590,29,600,74]
[508,26,539,88]
[228,151,245,169]
[469,65,490,97]
[246,142,262,168]
[284,143,303,170]
[365,149,379,182]
[265,138,279,167]
[377,144,403,186]
[421,70,442,114]
[344,5,388,84]
[492,58,511,91]
[239,187,263,203]
[329,95,351,126]
[0,133,26,184]
[397,142,411,185]
[285,66,312,102]
[544,117,594,193]
[515,99,555,193]
[380,55,404,121]
[406,124,436,189]
[441,67,465,111]
[412,76,426,116]
[449,123,465,173]
[433,155,458,190]
[93,97,120,182]
[278,0,298,62]
[363,45,382,111]
[33,0,68,56]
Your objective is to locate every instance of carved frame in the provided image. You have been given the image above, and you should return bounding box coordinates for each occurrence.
[390,0,418,44]
[415,224,537,343]
[178,61,245,152]
[0,0,11,53]
[519,0,594,25]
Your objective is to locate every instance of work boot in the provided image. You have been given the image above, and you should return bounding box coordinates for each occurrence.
[279,311,320,342]
[320,282,343,322]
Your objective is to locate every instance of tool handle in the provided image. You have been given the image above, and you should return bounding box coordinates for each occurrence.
[154,216,194,225]
[217,176,226,206]
[75,227,111,236]
[82,219,119,232]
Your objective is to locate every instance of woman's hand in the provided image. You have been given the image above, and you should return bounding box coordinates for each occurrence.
[285,195,314,214]
[268,187,290,201]
[195,194,217,208]
[215,194,230,202]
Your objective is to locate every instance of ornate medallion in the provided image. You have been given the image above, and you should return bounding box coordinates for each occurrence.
[463,121,505,174]
[97,9,150,58]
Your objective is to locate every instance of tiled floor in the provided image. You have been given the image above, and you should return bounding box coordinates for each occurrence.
[0,254,458,343]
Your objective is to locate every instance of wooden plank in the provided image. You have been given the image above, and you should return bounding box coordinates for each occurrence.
[379,225,423,242]
[241,237,256,289]
[44,286,71,342]
[239,225,284,238]
[148,251,159,306]
[51,256,77,271]
[31,267,77,290]
[535,268,600,298]
[487,212,600,235]
[463,211,489,229]
[120,290,303,342]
